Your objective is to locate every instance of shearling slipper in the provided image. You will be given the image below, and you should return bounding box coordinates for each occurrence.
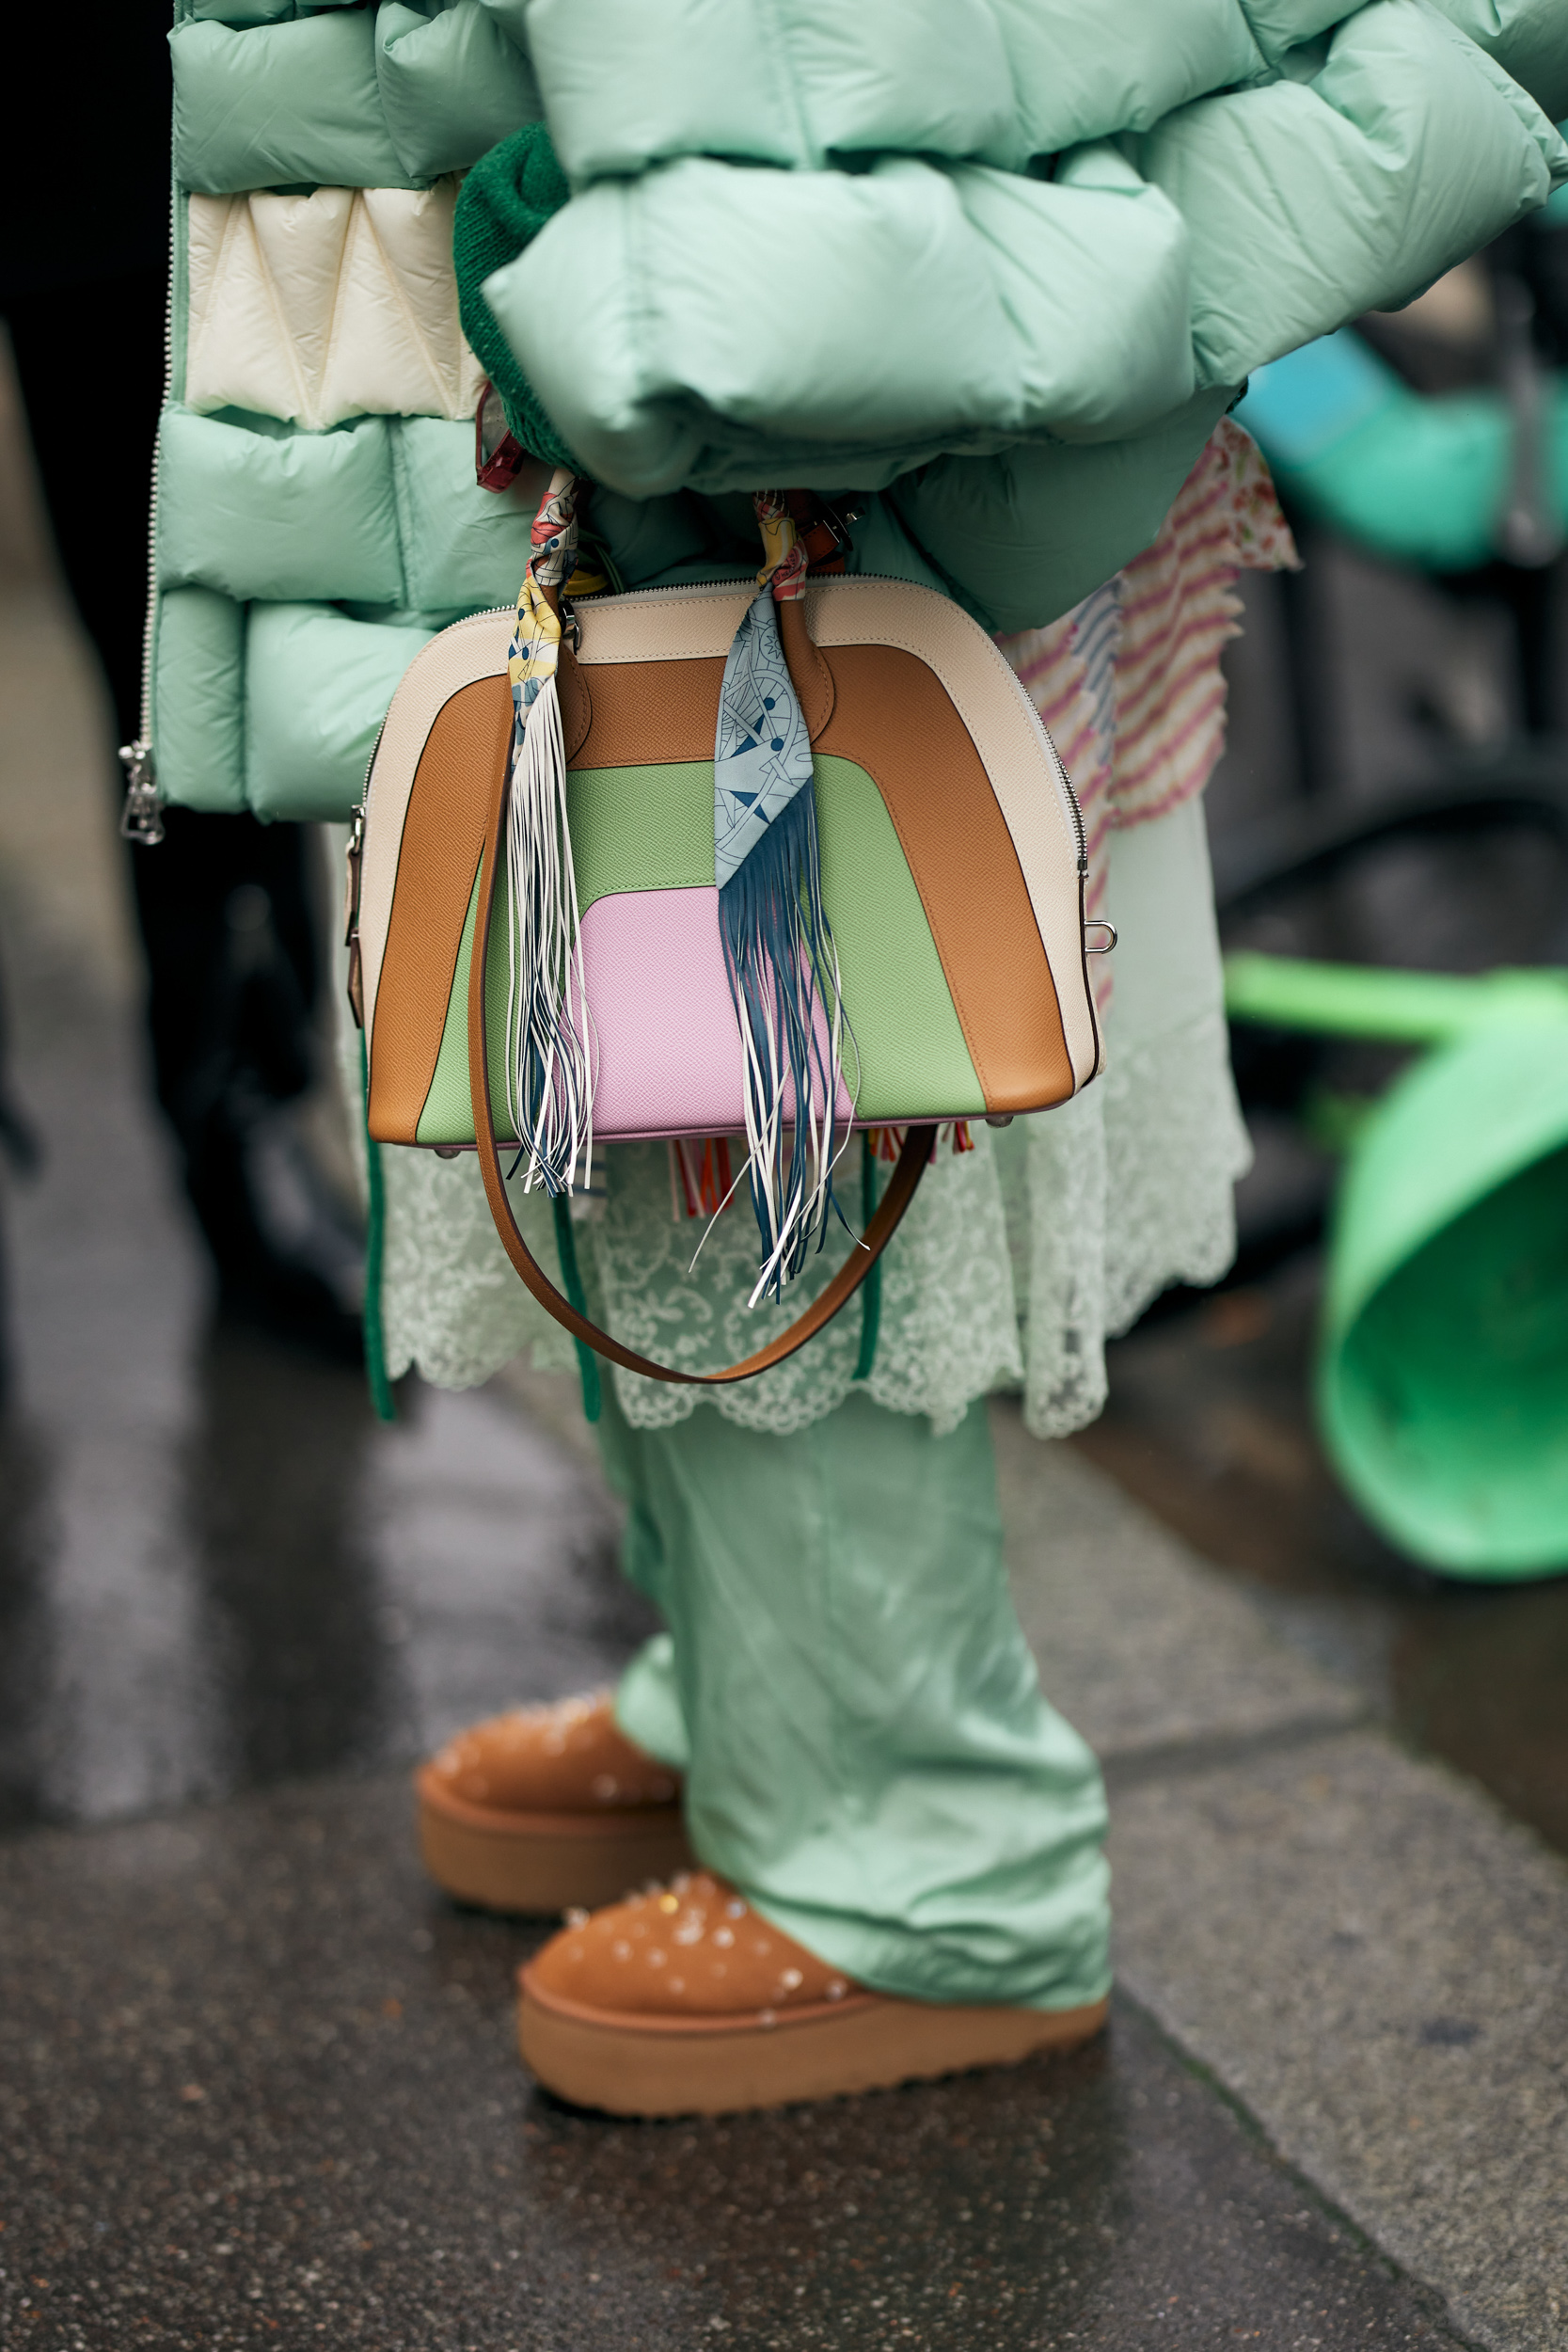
[518,1870,1108,2116]
[416,1692,693,1915]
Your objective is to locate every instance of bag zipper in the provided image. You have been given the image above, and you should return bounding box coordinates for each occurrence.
[350,575,1090,1050]
[364,575,1089,879]
[120,146,179,846]
[342,713,388,1027]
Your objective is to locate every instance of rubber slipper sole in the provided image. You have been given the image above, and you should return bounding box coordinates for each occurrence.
[417,1771,694,1915]
[516,1974,1110,2116]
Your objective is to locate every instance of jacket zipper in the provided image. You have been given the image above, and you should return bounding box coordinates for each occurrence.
[120,156,179,846]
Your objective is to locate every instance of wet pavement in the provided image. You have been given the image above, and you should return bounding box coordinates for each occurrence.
[1075,1255,1568,1862]
[4,353,1568,2348]
[1,1777,1465,2352]
[0,877,647,1829]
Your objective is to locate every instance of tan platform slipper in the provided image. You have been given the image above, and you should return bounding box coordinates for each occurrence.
[415,1692,694,1915]
[517,1869,1109,2117]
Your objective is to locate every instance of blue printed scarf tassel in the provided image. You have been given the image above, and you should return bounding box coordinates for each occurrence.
[715,492,853,1306]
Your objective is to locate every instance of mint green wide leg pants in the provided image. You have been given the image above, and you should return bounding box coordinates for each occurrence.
[595,1386,1111,2012]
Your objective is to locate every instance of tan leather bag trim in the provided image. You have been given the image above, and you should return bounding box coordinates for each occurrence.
[778,597,835,740]
[815,644,1074,1114]
[368,675,511,1142]
[571,653,725,771]
[558,648,593,763]
[567,627,837,772]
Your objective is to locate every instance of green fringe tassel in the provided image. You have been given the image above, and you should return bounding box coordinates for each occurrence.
[854,1135,881,1384]
[359,1029,396,1424]
[552,1195,603,1423]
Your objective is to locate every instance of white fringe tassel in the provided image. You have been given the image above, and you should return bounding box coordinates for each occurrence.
[734,926,856,1311]
[501,672,595,1194]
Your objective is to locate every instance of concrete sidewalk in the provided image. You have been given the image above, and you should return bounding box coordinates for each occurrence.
[998,1416,1568,2352]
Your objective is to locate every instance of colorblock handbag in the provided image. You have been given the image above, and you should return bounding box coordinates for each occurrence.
[345,475,1106,1389]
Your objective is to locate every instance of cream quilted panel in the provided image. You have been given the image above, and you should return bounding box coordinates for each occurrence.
[185,181,485,430]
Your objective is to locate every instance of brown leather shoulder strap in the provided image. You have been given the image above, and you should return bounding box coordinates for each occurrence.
[465,718,930,1386]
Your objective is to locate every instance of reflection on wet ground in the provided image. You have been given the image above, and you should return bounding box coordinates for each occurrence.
[0,1772,1466,2350]
[0,1305,654,1832]
[1075,1252,1568,1860]
[0,828,652,1832]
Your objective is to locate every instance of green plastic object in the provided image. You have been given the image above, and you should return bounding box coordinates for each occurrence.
[1225,954,1568,1580]
[1236,329,1568,577]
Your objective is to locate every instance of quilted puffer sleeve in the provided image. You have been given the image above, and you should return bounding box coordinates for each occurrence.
[1424,0,1568,117]
[486,142,1198,498]
[1132,0,1565,387]
[483,0,1566,501]
[888,389,1240,637]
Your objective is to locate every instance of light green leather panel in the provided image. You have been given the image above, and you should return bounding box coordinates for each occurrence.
[417,864,515,1145]
[813,756,984,1121]
[566,762,716,913]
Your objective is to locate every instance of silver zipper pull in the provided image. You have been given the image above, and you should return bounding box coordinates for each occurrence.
[344,803,367,1029]
[343,803,365,942]
[119,740,165,846]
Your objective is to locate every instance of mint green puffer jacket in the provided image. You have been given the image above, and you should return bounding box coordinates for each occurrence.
[150,0,1567,823]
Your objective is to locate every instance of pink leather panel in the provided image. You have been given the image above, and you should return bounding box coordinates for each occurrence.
[579,888,853,1141]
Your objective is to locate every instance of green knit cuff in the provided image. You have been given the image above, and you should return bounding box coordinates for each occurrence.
[453,122,578,472]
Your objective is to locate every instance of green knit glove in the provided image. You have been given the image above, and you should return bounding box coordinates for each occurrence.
[453,123,578,470]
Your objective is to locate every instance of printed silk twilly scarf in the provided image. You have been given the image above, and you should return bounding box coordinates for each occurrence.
[714,492,849,1303]
[501,469,602,1198]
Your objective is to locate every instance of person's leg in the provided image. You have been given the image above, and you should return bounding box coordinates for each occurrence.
[597,1386,1109,2012]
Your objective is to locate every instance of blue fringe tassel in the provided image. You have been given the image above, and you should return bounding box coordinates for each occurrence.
[717,787,847,1304]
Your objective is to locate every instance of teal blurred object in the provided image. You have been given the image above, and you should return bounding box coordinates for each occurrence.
[1225,953,1568,1581]
[1236,328,1568,574]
